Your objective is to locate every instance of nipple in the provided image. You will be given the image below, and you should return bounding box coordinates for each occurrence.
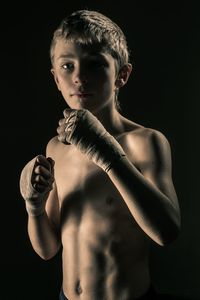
[75,280,83,295]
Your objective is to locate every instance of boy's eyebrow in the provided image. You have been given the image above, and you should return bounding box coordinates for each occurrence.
[56,52,107,61]
[56,53,76,61]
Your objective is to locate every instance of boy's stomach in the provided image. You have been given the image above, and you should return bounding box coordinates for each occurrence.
[61,201,151,300]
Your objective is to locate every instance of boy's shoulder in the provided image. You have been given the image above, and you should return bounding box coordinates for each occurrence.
[120,116,170,163]
[47,135,59,147]
[46,135,64,158]
[121,115,167,142]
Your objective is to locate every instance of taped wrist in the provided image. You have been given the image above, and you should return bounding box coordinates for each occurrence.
[65,109,126,172]
[19,156,51,216]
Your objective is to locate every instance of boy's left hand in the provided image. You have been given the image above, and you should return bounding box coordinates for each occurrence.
[57,108,125,172]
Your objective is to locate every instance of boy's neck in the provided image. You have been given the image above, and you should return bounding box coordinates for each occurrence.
[94,103,124,137]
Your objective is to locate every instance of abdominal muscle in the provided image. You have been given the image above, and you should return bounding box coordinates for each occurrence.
[53,144,151,299]
[60,194,151,300]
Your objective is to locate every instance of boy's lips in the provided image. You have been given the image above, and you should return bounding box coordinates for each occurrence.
[71,93,93,98]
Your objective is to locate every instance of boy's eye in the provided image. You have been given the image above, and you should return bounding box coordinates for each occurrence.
[61,63,74,71]
[88,60,106,69]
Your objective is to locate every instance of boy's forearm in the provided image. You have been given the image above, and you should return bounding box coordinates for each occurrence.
[27,212,61,260]
[107,156,180,246]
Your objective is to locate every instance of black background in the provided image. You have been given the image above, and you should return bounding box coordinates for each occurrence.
[1,1,200,299]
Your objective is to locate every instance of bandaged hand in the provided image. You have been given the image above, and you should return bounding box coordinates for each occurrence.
[57,109,126,172]
[19,155,55,216]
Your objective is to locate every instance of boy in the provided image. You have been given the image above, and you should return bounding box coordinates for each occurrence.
[19,9,181,300]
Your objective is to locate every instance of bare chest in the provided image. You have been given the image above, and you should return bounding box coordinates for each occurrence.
[54,145,136,228]
[55,145,115,198]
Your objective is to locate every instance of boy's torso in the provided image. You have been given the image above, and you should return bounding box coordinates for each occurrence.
[52,123,152,300]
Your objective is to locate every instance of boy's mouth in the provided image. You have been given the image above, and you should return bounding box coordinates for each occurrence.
[71,93,93,98]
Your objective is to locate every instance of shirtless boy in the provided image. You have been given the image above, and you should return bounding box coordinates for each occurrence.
[19,9,181,300]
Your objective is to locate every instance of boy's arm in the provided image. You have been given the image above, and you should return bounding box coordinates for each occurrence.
[58,108,180,246]
[20,152,61,260]
[27,182,61,260]
[107,130,180,246]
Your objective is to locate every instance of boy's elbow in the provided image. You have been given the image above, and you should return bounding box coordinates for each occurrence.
[40,252,57,261]
[35,243,61,260]
[157,219,181,247]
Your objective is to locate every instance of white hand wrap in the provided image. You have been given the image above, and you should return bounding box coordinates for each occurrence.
[19,156,51,216]
[64,109,126,172]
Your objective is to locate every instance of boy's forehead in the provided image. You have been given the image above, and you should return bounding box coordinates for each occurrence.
[54,39,109,59]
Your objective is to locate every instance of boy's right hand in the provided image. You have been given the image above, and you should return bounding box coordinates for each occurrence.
[19,155,55,216]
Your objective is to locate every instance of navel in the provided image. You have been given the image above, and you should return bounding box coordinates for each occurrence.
[75,280,83,295]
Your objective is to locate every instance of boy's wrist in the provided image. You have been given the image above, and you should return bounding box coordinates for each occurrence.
[25,198,47,217]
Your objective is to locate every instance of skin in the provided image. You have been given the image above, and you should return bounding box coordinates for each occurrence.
[25,39,181,300]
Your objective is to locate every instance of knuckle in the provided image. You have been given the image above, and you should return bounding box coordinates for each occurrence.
[34,165,42,173]
[35,175,42,182]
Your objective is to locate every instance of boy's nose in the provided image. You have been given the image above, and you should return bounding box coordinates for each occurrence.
[74,76,87,85]
[73,67,88,85]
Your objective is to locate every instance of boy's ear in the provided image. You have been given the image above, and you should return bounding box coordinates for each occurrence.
[115,63,132,88]
[51,68,61,91]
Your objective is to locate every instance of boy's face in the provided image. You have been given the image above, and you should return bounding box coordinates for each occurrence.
[51,39,118,113]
